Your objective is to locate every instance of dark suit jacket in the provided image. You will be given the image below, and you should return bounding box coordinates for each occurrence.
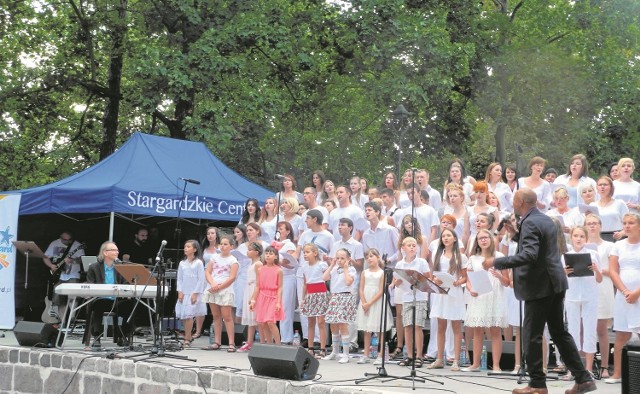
[494,207,568,301]
[86,261,127,285]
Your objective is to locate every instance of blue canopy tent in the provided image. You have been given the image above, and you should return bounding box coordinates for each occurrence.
[6,132,274,237]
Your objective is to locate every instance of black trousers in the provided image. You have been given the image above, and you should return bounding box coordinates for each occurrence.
[88,298,136,341]
[523,291,591,388]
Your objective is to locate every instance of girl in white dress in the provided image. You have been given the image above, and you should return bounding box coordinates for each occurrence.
[397,169,413,209]
[592,176,628,240]
[606,212,640,383]
[258,197,279,242]
[467,181,500,236]
[613,158,640,213]
[429,228,468,371]
[585,214,615,378]
[464,229,508,372]
[563,226,602,378]
[350,176,369,211]
[485,162,513,212]
[553,154,597,209]
[443,184,470,251]
[238,242,264,352]
[175,240,207,347]
[355,249,392,364]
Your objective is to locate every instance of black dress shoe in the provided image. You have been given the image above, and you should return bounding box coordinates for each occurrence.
[564,380,596,394]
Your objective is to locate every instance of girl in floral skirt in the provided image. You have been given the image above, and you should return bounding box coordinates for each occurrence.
[322,249,357,364]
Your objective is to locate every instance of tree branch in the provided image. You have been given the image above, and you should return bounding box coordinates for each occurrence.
[547,32,571,43]
[510,1,525,21]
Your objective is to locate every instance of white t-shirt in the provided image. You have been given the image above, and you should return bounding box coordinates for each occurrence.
[302,261,329,284]
[329,265,357,293]
[329,205,365,238]
[613,180,640,212]
[208,254,239,293]
[394,257,430,302]
[45,239,85,281]
[298,206,330,233]
[297,229,335,278]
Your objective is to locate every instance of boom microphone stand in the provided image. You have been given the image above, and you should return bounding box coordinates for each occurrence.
[125,244,195,362]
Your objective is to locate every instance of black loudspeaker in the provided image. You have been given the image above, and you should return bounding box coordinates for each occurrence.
[220,323,247,345]
[14,321,62,347]
[622,339,640,394]
[248,344,319,381]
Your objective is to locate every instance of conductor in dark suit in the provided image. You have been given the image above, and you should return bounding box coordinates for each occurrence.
[482,188,596,394]
[85,241,135,348]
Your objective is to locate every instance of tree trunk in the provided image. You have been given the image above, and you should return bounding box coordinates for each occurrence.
[99,0,128,159]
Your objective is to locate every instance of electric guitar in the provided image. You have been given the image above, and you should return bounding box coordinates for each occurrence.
[50,243,84,282]
[42,242,85,323]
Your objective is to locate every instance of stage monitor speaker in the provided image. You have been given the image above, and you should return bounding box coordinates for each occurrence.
[14,321,62,348]
[248,343,319,381]
[221,323,247,345]
[622,339,640,394]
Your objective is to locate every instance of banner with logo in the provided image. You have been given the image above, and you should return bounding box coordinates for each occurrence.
[0,194,21,329]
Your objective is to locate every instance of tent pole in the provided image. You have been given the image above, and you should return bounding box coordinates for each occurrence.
[109,212,115,241]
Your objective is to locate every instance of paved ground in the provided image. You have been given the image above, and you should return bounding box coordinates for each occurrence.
[0,328,620,394]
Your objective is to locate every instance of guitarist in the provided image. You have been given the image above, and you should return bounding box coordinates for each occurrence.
[42,231,85,322]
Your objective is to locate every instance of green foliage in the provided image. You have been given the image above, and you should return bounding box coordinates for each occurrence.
[0,0,638,193]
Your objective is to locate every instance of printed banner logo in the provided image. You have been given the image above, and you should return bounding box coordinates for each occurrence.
[0,226,14,254]
[0,254,8,270]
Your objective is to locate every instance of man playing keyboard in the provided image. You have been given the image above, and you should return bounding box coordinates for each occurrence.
[85,241,136,348]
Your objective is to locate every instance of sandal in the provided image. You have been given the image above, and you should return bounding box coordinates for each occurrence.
[201,343,221,350]
[427,359,444,369]
[315,350,326,360]
[390,348,403,360]
[398,357,413,366]
[551,364,567,374]
[600,367,610,379]
[307,347,316,356]
[414,358,424,368]
[183,340,192,348]
[227,345,237,353]
[192,332,201,339]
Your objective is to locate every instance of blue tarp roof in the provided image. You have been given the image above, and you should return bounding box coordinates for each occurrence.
[5,133,274,221]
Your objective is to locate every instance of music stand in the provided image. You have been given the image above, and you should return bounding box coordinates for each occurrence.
[13,241,45,289]
[392,268,447,389]
[115,264,158,286]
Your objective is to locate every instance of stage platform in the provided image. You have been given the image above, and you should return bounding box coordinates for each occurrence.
[0,328,619,394]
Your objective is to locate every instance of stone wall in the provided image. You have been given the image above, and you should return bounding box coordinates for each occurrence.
[0,346,384,394]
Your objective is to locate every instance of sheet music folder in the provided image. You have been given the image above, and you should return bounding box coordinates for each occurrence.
[114,263,158,286]
[564,253,594,277]
[393,268,448,294]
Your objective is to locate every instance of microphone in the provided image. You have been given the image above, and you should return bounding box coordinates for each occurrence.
[179,177,201,185]
[274,174,287,179]
[114,258,122,264]
[155,240,168,262]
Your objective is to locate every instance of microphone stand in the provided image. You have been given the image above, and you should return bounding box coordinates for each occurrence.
[125,252,195,362]
[165,178,192,341]
[356,265,414,385]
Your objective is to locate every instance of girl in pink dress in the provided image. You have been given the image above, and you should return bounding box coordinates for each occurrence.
[250,246,284,344]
